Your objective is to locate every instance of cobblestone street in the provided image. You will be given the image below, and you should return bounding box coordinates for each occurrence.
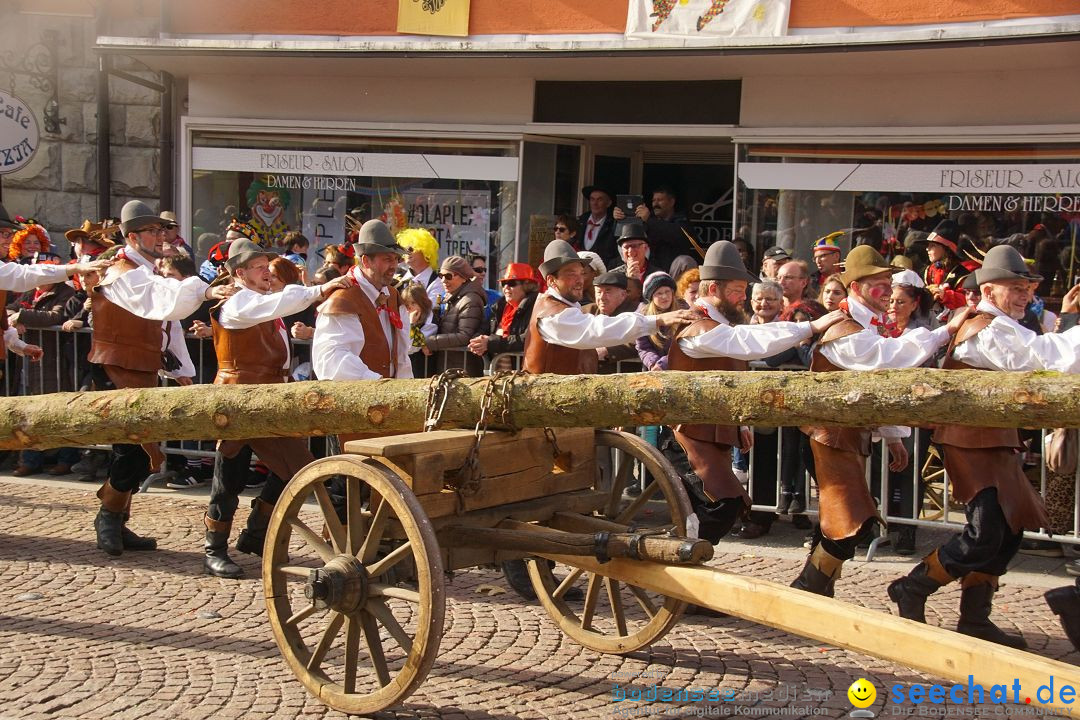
[0,476,1076,720]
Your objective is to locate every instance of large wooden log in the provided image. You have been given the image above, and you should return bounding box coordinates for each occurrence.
[0,369,1077,450]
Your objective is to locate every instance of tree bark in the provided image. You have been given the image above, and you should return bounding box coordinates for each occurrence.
[0,369,1076,450]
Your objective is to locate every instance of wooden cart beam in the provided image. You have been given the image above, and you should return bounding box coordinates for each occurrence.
[536,553,1079,712]
[1,369,1077,450]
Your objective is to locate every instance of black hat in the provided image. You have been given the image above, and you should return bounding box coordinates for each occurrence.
[355,220,404,257]
[225,239,276,273]
[539,239,586,277]
[0,203,22,231]
[927,220,960,255]
[700,240,756,282]
[974,245,1042,285]
[120,200,160,235]
[593,270,628,289]
[581,185,614,203]
[617,220,649,245]
[762,246,791,261]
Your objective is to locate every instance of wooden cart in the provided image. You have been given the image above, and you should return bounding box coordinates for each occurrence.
[262,426,709,714]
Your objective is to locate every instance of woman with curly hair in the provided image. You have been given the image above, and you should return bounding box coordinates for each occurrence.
[9,224,51,263]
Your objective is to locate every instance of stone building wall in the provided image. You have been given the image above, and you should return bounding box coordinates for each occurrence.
[0,8,162,255]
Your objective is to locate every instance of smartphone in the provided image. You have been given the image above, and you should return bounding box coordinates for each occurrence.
[616,194,643,215]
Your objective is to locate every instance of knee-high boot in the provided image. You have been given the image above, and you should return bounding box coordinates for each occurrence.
[204,515,243,578]
[887,548,954,622]
[956,572,1027,649]
[790,543,844,597]
[95,482,129,556]
[119,491,157,551]
[236,497,274,556]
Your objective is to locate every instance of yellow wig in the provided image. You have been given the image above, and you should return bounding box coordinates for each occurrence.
[396,228,439,269]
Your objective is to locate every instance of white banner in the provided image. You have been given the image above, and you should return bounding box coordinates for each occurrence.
[381,189,491,261]
[301,185,347,265]
[0,91,39,175]
[626,0,790,39]
[738,162,1080,194]
[192,147,518,183]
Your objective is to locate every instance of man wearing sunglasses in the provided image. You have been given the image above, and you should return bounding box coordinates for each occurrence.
[89,200,235,559]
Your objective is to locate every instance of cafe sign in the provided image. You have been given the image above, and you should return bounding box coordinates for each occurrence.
[0,91,38,175]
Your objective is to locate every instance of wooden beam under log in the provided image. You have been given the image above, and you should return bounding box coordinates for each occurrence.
[0,369,1076,450]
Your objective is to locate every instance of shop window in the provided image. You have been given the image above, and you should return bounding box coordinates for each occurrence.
[190,134,519,284]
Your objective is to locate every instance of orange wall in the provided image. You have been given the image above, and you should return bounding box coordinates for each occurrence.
[162,0,1080,35]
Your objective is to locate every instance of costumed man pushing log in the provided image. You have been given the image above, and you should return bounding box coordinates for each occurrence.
[665,241,845,543]
[203,239,351,578]
[889,246,1080,648]
[792,245,970,597]
[91,201,234,557]
[500,239,696,599]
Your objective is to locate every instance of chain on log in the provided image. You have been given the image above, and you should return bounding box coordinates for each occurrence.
[0,369,1077,450]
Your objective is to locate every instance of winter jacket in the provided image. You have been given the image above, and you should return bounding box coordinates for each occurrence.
[483,291,538,356]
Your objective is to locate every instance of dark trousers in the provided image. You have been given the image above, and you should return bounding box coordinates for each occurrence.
[812,518,877,562]
[780,426,815,497]
[938,487,1023,578]
[208,437,313,523]
[869,429,930,521]
[749,429,778,528]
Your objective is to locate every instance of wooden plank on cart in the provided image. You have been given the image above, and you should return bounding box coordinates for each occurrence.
[418,460,595,519]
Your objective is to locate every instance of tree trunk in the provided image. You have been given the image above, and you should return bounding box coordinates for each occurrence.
[0,369,1076,450]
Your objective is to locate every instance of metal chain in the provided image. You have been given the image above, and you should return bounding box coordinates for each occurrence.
[495,370,527,432]
[424,369,465,432]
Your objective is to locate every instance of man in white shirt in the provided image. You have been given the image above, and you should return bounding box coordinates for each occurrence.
[202,239,349,578]
[314,220,413,385]
[665,241,845,544]
[91,200,233,558]
[890,245,1080,648]
[793,245,969,598]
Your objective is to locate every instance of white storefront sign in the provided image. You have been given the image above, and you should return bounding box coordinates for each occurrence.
[738,162,1080,194]
[626,0,790,39]
[0,91,39,175]
[192,147,518,182]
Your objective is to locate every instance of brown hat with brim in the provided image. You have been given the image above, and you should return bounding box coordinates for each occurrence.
[700,240,756,282]
[225,238,277,273]
[65,220,103,243]
[840,245,894,285]
[539,239,587,277]
[355,220,405,257]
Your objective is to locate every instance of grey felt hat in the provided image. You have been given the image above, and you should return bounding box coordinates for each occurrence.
[974,245,1042,285]
[120,200,160,235]
[539,239,586,277]
[225,238,277,273]
[355,220,404,256]
[700,240,756,282]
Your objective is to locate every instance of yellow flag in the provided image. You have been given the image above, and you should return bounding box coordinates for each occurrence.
[397,0,470,37]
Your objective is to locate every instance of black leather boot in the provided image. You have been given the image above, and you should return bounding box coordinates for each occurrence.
[236,497,273,556]
[887,549,952,623]
[204,515,243,579]
[95,482,129,557]
[502,559,536,600]
[790,544,843,597]
[956,573,1027,649]
[1045,582,1080,652]
[120,498,157,551]
[776,492,793,515]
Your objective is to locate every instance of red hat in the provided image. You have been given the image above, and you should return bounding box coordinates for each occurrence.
[499,262,535,284]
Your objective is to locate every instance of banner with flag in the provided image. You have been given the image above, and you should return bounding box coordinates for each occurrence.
[626,0,790,39]
[397,0,470,37]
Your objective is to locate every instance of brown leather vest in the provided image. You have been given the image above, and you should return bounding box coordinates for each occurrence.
[88,259,163,372]
[803,318,872,455]
[210,310,289,385]
[523,294,600,375]
[666,317,745,445]
[318,283,401,378]
[934,312,1021,449]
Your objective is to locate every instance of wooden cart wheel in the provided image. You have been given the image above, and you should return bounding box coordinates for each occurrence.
[263,455,445,715]
[528,428,692,654]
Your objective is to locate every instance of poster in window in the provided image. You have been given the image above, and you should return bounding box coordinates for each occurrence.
[380,188,491,261]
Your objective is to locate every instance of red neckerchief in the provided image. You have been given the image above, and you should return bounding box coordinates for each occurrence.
[870,316,902,338]
[499,299,518,334]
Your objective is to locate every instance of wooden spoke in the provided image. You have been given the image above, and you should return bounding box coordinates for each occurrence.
[287,517,335,563]
[312,482,346,554]
[606,577,628,637]
[360,610,391,688]
[359,497,390,564]
[306,611,345,672]
[286,603,318,627]
[264,455,445,714]
[365,600,414,654]
[369,584,421,604]
[343,615,361,694]
[366,541,413,579]
[553,567,585,599]
[346,477,366,556]
[604,454,633,516]
[580,574,601,630]
[528,430,690,654]
[628,585,659,619]
[277,564,316,579]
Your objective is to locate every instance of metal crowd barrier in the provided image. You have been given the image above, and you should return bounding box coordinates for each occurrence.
[5,327,1078,550]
